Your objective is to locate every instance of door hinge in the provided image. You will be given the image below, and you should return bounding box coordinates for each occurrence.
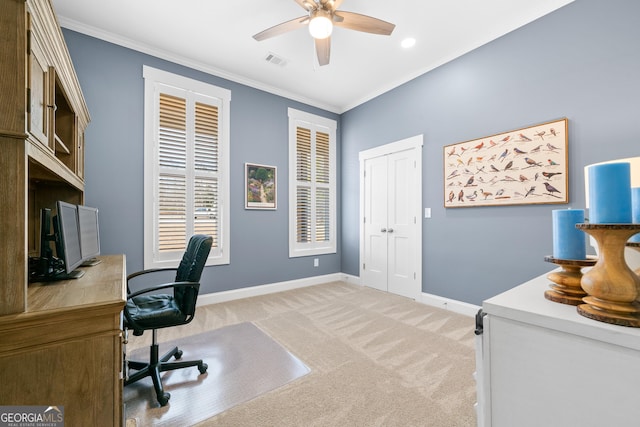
[414,272,416,279]
[363,263,365,270]
[27,30,31,54]
[26,88,31,114]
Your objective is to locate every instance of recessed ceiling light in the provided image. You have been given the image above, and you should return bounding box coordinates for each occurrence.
[401,38,416,49]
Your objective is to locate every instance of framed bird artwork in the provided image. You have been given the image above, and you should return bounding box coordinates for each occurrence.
[444,118,568,208]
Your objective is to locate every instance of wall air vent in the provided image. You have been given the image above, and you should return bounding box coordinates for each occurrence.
[264,52,287,67]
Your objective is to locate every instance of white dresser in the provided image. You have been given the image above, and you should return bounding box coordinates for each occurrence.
[475,270,640,427]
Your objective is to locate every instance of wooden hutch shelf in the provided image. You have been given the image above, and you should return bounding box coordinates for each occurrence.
[0,0,125,425]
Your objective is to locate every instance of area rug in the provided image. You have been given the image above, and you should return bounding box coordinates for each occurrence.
[124,322,310,426]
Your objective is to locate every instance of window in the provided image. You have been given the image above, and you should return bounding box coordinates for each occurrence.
[288,108,337,257]
[143,66,230,268]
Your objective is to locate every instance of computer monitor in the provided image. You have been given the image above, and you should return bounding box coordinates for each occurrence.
[54,200,84,278]
[77,205,101,265]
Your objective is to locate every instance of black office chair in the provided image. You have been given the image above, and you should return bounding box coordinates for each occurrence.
[123,234,212,406]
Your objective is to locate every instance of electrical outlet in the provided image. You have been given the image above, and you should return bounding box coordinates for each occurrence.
[314,258,319,267]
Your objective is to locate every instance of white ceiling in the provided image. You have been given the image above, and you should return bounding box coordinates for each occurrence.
[52,0,573,113]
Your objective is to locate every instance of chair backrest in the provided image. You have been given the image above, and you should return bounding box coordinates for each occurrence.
[174,234,213,316]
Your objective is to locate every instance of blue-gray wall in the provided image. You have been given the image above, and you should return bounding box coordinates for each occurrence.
[62,31,341,294]
[64,0,639,304]
[342,0,640,304]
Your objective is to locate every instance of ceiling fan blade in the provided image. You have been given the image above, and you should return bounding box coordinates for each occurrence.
[328,0,345,11]
[253,16,308,41]
[294,0,317,12]
[315,36,331,66]
[332,10,345,23]
[333,11,395,35]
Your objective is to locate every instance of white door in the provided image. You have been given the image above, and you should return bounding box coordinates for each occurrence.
[360,136,422,300]
[362,155,388,292]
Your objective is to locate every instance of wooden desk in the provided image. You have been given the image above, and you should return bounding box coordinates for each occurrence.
[0,255,126,426]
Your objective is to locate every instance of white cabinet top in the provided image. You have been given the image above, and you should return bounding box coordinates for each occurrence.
[482,269,640,351]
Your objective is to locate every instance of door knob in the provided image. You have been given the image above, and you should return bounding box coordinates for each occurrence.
[381,228,387,233]
[387,228,394,233]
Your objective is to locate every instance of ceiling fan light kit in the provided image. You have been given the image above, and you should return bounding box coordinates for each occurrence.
[253,0,395,66]
[309,11,333,39]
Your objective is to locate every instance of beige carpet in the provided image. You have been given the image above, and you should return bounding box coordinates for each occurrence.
[125,282,477,426]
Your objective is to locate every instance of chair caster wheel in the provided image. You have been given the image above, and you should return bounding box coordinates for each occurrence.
[174,350,183,360]
[158,392,171,406]
[198,362,208,374]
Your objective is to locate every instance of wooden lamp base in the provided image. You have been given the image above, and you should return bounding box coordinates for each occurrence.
[577,299,640,327]
[543,256,596,305]
[627,242,640,276]
[576,224,640,328]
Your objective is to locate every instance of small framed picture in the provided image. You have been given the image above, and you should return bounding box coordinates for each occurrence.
[245,163,277,210]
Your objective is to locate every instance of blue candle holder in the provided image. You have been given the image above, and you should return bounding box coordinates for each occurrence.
[552,209,586,260]
[631,187,640,243]
[588,163,632,224]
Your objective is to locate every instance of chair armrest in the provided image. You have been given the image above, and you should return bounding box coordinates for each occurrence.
[126,267,179,294]
[126,281,200,299]
[127,267,178,281]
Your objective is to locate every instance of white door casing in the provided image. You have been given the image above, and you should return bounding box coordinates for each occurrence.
[359,135,423,300]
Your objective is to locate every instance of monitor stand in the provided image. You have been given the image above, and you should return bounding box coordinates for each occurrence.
[81,257,102,267]
[28,257,85,282]
[55,269,85,280]
[31,269,85,282]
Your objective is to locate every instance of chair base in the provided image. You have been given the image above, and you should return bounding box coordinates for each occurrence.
[125,331,208,406]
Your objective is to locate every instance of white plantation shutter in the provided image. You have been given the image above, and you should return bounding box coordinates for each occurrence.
[289,108,336,257]
[144,66,230,268]
[193,102,219,245]
[315,131,331,243]
[296,127,312,244]
[158,93,187,251]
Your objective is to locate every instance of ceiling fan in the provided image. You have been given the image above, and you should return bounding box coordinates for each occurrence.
[253,0,395,66]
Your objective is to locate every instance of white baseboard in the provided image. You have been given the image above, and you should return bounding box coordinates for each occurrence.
[197,273,350,306]
[340,273,362,286]
[420,292,481,317]
[197,273,480,318]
